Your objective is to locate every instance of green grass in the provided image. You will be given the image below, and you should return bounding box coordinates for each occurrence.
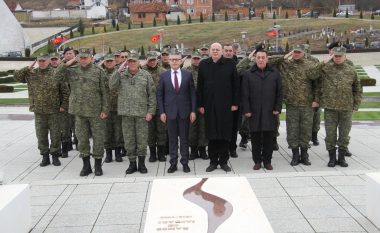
[360,102,380,108]
[363,92,380,96]
[279,111,380,120]
[0,98,29,104]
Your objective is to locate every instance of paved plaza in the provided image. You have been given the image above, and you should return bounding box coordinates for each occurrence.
[0,107,380,233]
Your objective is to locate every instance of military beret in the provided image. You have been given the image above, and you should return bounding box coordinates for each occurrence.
[254,43,266,53]
[37,53,50,61]
[292,44,305,53]
[78,48,92,57]
[128,52,140,61]
[327,41,342,50]
[50,52,60,59]
[104,53,115,61]
[332,47,347,55]
[146,51,158,60]
[191,51,202,58]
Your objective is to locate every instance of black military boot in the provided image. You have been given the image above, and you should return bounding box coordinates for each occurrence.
[337,149,348,167]
[40,154,50,167]
[328,149,336,167]
[290,148,300,166]
[345,150,352,157]
[115,147,123,162]
[239,136,248,149]
[51,152,61,166]
[189,146,198,160]
[80,156,92,176]
[94,159,103,176]
[104,149,113,163]
[67,138,73,151]
[149,146,157,162]
[199,146,208,160]
[73,136,79,151]
[61,141,69,158]
[138,156,148,174]
[273,137,279,151]
[229,149,238,158]
[121,147,127,157]
[300,147,311,166]
[125,161,137,174]
[312,132,320,146]
[157,145,166,162]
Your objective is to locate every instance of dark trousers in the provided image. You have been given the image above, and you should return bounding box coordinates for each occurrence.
[229,110,242,151]
[209,139,229,166]
[167,117,190,165]
[251,131,275,165]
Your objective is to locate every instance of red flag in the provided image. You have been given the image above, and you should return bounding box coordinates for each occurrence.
[266,30,277,37]
[150,34,160,42]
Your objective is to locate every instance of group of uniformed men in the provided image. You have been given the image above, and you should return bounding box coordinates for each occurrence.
[14,40,361,176]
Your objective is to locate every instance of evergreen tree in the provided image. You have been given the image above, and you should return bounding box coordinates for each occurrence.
[153,17,157,27]
[360,10,363,19]
[326,38,329,44]
[225,11,228,21]
[273,11,276,19]
[140,21,144,28]
[108,47,112,53]
[306,39,310,44]
[345,8,349,18]
[188,15,192,24]
[177,15,181,25]
[261,12,264,20]
[285,11,289,19]
[237,12,240,21]
[123,45,127,51]
[249,11,252,20]
[200,12,204,22]
[140,45,146,59]
[285,41,289,52]
[212,12,215,22]
[47,40,54,53]
[92,47,96,55]
[103,25,107,33]
[25,48,30,57]
[297,9,301,18]
[371,13,375,20]
[346,38,350,45]
[128,22,131,29]
[112,18,116,28]
[333,9,336,17]
[116,23,119,31]
[365,37,369,47]
[311,10,314,18]
[70,29,74,38]
[78,18,85,36]
[165,17,168,26]
[92,26,95,34]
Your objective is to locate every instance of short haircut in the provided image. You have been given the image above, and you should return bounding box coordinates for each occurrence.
[255,50,268,56]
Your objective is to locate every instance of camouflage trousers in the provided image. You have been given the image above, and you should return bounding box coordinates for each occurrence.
[312,107,321,133]
[122,116,148,161]
[59,112,71,143]
[239,116,250,138]
[148,114,167,147]
[285,105,313,149]
[34,113,61,155]
[189,113,208,147]
[104,111,124,149]
[324,109,352,151]
[75,116,105,159]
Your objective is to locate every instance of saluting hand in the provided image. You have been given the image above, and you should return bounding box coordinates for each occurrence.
[324,54,334,64]
[118,60,128,72]
[284,51,293,60]
[248,50,256,61]
[190,112,196,123]
[28,60,37,70]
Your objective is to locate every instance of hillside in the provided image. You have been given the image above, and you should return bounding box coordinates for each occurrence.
[4,0,127,10]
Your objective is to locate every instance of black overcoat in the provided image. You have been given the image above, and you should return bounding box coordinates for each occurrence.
[242,64,283,132]
[197,57,240,140]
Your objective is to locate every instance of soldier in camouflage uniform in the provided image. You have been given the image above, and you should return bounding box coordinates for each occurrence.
[55,48,109,176]
[269,44,319,166]
[143,51,167,162]
[186,51,208,160]
[199,44,209,56]
[160,48,171,70]
[110,52,156,174]
[316,47,362,167]
[100,54,124,163]
[14,54,69,167]
[304,44,321,146]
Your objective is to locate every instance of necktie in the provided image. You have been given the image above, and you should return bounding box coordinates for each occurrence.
[174,70,179,93]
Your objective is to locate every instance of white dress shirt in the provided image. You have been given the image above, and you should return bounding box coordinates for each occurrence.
[171,68,182,89]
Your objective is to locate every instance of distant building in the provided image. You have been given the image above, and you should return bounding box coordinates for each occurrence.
[168,0,212,17]
[128,2,169,23]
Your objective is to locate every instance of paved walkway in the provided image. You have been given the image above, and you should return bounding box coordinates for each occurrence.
[1,107,380,232]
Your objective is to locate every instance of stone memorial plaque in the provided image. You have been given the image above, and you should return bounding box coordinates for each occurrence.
[144,177,273,233]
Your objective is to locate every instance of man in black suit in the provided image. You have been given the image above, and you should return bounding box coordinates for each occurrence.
[157,51,197,173]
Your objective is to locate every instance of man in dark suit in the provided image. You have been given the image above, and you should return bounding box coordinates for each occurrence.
[157,51,197,173]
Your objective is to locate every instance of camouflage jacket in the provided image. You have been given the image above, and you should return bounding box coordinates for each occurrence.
[142,64,166,88]
[269,56,318,107]
[14,66,69,114]
[103,67,118,112]
[160,61,171,70]
[185,65,199,89]
[317,61,362,111]
[110,68,156,117]
[55,63,109,117]
[236,57,254,76]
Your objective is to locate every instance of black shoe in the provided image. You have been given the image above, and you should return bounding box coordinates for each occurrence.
[300,148,311,166]
[51,153,61,166]
[40,154,50,167]
[125,161,137,174]
[290,148,300,166]
[198,147,208,160]
[167,164,178,173]
[67,139,73,151]
[337,149,348,167]
[273,137,279,151]
[312,132,320,146]
[149,146,157,162]
[345,150,352,157]
[121,147,127,157]
[61,142,69,158]
[80,156,92,176]
[157,146,166,162]
[183,164,190,173]
[94,159,103,176]
[104,149,113,163]
[220,164,232,172]
[115,147,123,162]
[229,150,238,158]
[206,164,217,172]
[73,136,78,151]
[189,146,198,160]
[138,156,148,174]
[239,137,248,149]
[328,149,336,167]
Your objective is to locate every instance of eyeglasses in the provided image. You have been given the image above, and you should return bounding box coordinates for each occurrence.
[170,59,181,62]
[120,56,128,58]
